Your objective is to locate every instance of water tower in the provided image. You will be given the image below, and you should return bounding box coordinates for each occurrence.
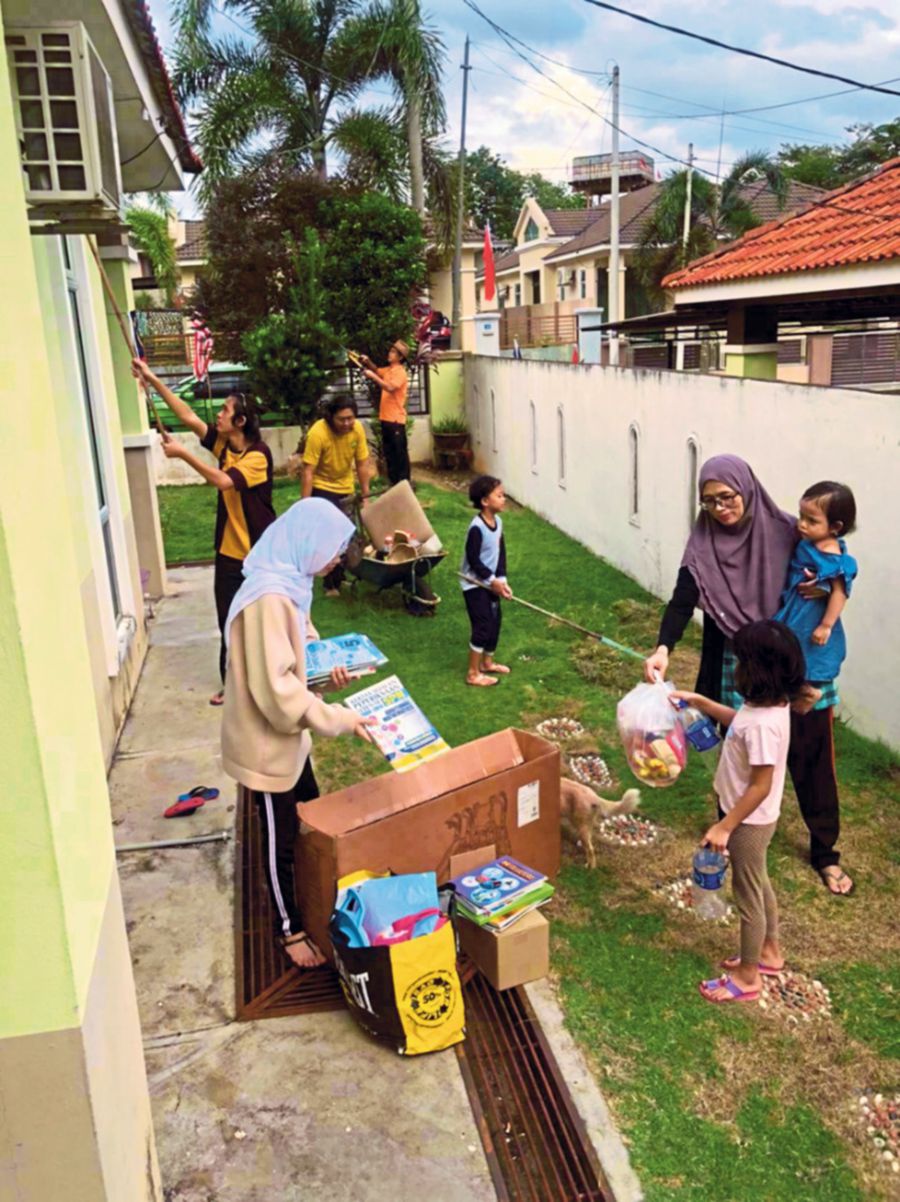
[570,151,655,202]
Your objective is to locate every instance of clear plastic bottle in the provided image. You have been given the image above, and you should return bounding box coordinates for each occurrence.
[676,700,721,753]
[691,849,728,920]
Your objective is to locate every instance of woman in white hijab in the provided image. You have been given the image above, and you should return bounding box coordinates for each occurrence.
[222,498,373,969]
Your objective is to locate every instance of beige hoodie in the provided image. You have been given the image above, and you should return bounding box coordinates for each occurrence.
[221,593,359,793]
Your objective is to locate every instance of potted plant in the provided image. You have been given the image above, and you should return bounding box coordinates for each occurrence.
[432,412,471,469]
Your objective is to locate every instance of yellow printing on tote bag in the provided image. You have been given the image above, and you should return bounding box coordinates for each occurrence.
[387,922,466,1056]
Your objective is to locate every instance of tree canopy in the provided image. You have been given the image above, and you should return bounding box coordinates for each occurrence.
[460,146,584,241]
[777,117,900,190]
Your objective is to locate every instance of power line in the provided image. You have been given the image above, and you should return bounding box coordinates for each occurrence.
[580,0,900,98]
[475,36,900,122]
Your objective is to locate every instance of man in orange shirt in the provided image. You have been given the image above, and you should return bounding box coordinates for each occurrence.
[362,340,410,485]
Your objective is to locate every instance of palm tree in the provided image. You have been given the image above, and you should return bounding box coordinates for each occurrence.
[635,151,789,305]
[171,0,447,215]
[125,194,178,304]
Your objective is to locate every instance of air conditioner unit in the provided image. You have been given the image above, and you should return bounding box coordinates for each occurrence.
[6,22,122,219]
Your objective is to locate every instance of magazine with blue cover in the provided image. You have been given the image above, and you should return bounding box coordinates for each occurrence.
[305,633,387,685]
[450,856,548,915]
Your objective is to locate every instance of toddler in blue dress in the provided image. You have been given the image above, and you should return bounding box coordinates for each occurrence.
[775,481,857,689]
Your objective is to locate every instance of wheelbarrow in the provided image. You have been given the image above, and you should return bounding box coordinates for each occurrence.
[344,482,446,616]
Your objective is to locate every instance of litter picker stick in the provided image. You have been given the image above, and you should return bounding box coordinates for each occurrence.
[458,574,645,662]
[86,239,168,438]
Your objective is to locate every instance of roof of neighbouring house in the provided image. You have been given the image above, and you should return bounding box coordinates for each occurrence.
[544,179,829,264]
[177,219,207,261]
[123,1,202,173]
[664,160,900,289]
[491,247,521,275]
[542,208,596,237]
[544,184,662,261]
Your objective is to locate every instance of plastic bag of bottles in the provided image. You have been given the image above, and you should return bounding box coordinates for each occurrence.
[617,679,687,787]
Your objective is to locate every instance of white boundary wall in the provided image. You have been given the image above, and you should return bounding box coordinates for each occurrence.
[465,357,900,750]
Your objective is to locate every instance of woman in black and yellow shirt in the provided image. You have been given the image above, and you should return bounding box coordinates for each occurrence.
[132,360,276,704]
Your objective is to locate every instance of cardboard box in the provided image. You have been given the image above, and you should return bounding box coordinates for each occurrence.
[363,480,436,549]
[455,909,550,991]
[295,729,560,960]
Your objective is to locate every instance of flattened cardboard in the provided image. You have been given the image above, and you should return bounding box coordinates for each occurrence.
[449,844,497,880]
[363,480,436,549]
[296,729,560,960]
[455,909,550,991]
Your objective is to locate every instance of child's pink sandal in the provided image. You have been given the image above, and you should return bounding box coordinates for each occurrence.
[699,975,759,1004]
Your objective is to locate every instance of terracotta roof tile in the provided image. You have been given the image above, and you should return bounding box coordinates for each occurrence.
[126,2,202,173]
[664,159,900,289]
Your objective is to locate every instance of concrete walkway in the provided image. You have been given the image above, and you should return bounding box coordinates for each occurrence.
[112,566,642,1202]
[112,569,495,1202]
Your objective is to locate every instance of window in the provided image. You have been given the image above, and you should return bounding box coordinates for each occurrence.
[490,388,498,452]
[628,423,640,523]
[686,437,701,534]
[64,237,121,621]
[579,269,587,300]
[557,406,566,487]
[524,217,540,242]
[514,283,522,307]
[530,401,538,474]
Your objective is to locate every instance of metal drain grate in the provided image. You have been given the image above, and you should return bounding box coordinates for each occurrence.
[457,971,613,1202]
[235,786,344,1021]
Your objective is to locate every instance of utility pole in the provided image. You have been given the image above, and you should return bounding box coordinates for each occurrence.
[451,36,471,351]
[608,63,620,367]
[682,142,694,250]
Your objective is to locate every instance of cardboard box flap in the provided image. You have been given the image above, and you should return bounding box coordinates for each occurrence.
[363,480,436,548]
[301,728,539,837]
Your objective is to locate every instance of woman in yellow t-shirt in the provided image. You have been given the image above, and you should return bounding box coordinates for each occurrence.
[300,394,372,596]
[132,360,275,704]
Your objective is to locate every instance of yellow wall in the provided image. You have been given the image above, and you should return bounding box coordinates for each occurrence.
[0,65,116,1037]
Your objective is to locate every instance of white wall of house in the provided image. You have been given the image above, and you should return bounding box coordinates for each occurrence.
[152,417,433,485]
[465,356,900,750]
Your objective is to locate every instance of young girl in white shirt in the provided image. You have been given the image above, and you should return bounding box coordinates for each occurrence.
[672,619,806,1005]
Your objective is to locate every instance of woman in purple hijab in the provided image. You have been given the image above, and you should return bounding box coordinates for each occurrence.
[645,454,853,895]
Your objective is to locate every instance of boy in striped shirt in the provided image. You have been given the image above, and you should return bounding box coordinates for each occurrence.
[460,476,513,687]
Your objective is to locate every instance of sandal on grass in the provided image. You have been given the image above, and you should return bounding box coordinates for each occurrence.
[483,663,511,675]
[819,866,854,896]
[280,931,326,970]
[467,673,498,687]
[721,955,783,976]
[699,975,759,1004]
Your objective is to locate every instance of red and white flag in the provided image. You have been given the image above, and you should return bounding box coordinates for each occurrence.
[482,221,496,305]
[191,314,214,380]
[571,343,580,365]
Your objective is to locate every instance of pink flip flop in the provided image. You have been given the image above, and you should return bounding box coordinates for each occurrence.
[699,975,759,1004]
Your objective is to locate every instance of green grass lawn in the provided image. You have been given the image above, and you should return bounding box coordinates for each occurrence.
[158,476,900,1201]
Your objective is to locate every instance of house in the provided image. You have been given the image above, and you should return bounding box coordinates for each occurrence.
[1,1,199,1197]
[605,158,900,386]
[482,179,828,353]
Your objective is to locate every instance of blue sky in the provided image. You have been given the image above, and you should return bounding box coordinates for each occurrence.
[148,0,900,215]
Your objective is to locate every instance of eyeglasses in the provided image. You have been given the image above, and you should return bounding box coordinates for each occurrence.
[700,491,740,511]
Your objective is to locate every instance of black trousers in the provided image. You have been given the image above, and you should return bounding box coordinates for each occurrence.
[380,420,410,485]
[788,707,841,870]
[214,552,245,684]
[311,487,353,590]
[465,587,501,654]
[251,758,320,938]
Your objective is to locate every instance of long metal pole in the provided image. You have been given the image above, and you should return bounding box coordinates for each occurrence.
[451,35,471,351]
[608,64,620,366]
[682,142,694,250]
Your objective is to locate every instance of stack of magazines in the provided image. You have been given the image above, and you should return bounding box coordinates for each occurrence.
[305,633,387,688]
[450,856,554,933]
